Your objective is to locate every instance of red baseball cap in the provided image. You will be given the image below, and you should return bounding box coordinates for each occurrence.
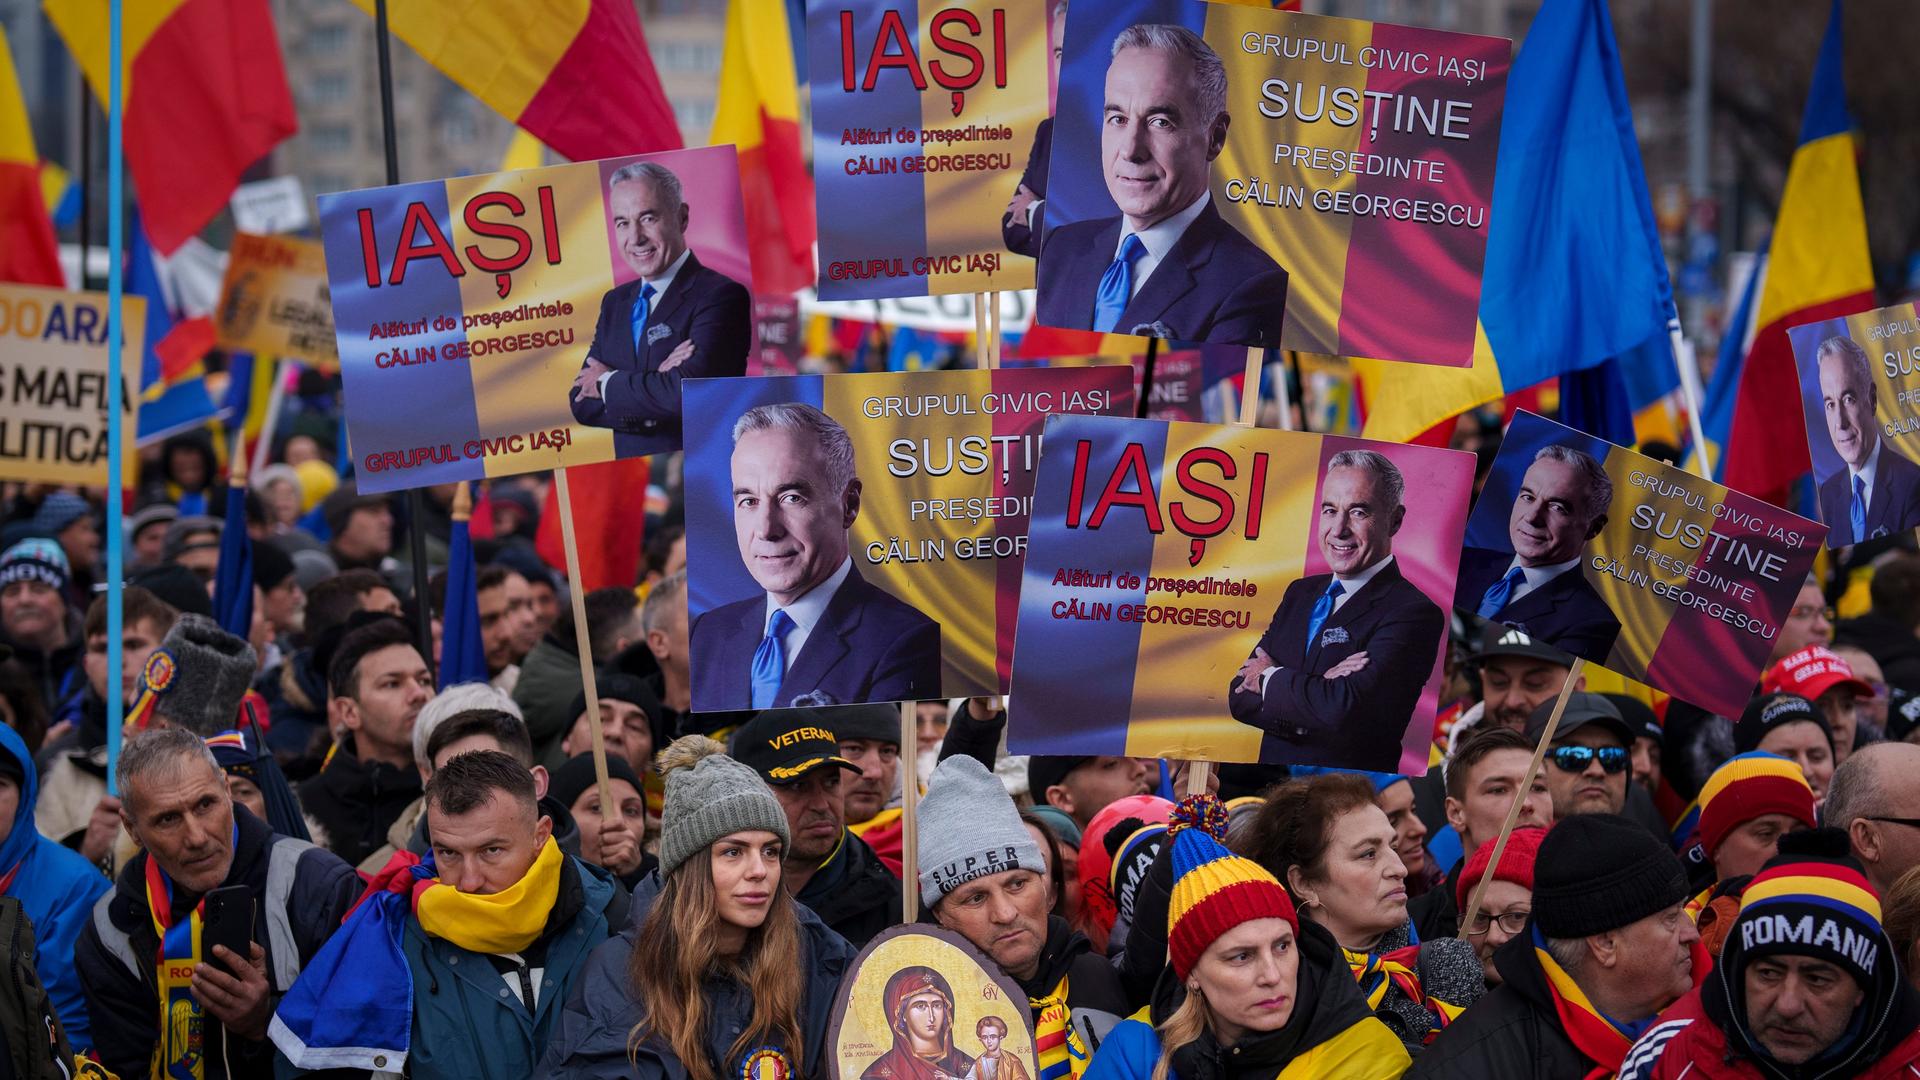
[1764,645,1874,701]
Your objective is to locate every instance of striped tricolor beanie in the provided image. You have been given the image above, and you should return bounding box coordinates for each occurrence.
[1697,751,1816,858]
[1166,795,1296,980]
[1731,827,1885,990]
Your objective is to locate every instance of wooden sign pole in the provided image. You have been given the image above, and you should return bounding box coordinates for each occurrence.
[1458,657,1585,937]
[901,700,920,923]
[552,467,614,820]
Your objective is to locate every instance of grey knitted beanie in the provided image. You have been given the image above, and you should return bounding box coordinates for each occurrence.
[918,755,1045,910]
[150,614,259,736]
[657,735,791,875]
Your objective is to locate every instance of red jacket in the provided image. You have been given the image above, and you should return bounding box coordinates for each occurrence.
[1621,987,1920,1080]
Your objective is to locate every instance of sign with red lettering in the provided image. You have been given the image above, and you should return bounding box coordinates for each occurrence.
[810,1,1051,300]
[214,233,338,370]
[1010,414,1473,772]
[316,145,755,492]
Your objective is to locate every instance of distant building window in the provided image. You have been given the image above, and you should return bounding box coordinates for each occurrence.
[673,101,715,133]
[307,24,350,53]
[657,42,722,72]
[440,112,479,146]
[311,173,353,195]
[310,126,353,154]
[308,73,349,105]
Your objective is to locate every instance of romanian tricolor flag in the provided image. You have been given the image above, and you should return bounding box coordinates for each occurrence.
[0,25,63,287]
[1353,0,1673,443]
[45,0,297,255]
[1723,0,1874,502]
[355,0,681,165]
[712,0,814,296]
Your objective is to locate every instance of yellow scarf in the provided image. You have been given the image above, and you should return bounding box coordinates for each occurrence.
[415,838,563,954]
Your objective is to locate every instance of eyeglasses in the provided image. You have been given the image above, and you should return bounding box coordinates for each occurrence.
[1465,910,1531,936]
[1788,604,1836,623]
[1548,745,1630,774]
[1868,816,1920,830]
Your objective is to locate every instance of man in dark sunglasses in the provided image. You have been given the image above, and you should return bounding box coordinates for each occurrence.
[1525,691,1633,820]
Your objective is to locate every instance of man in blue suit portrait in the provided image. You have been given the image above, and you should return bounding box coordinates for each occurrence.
[569,160,751,457]
[1228,450,1444,769]
[690,403,942,711]
[1035,23,1288,346]
[1456,444,1623,662]
[1814,334,1920,545]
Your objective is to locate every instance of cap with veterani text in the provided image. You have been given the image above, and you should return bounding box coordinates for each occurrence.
[728,708,860,786]
[1764,645,1873,703]
[1524,691,1632,748]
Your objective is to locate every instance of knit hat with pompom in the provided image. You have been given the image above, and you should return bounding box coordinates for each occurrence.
[656,735,790,875]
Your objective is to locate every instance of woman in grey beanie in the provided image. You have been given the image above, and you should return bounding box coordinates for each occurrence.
[539,736,856,1080]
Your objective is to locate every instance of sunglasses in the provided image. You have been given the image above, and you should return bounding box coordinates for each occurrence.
[1465,910,1531,937]
[1548,745,1630,775]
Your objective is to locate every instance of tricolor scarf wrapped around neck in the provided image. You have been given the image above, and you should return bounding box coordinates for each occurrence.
[268,838,564,1073]
[1530,925,1637,1080]
[1341,923,1465,1040]
[1030,975,1089,1080]
[147,852,213,1080]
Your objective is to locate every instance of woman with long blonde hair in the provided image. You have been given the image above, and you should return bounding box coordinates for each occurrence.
[1084,798,1408,1080]
[539,736,855,1079]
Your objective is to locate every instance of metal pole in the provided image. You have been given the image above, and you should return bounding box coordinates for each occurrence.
[1687,0,1711,203]
[78,77,91,290]
[373,0,439,677]
[105,0,125,794]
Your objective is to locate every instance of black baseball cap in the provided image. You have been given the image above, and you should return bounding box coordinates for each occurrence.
[1526,691,1632,748]
[1601,693,1663,746]
[1476,622,1575,666]
[1890,687,1920,743]
[729,708,860,786]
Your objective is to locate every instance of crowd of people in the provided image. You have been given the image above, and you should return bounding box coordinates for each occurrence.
[1,441,1919,1078]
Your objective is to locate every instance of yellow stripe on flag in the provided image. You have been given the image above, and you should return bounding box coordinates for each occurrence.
[346,0,590,123]
[38,160,68,211]
[1353,321,1504,443]
[499,128,545,172]
[0,24,40,168]
[1752,133,1873,331]
[710,0,800,151]
[40,0,188,107]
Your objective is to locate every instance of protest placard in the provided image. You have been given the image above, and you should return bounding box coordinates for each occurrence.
[683,365,1132,710]
[316,144,754,493]
[1459,411,1826,716]
[0,284,140,486]
[1009,414,1473,772]
[215,232,338,370]
[1036,0,1507,361]
[1788,303,1920,546]
[810,0,1052,300]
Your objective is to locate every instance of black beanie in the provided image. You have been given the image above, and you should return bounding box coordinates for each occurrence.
[1533,813,1688,939]
[1734,692,1833,755]
[549,752,645,812]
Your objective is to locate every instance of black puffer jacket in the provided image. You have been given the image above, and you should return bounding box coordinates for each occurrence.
[537,872,855,1079]
[1404,932,1600,1079]
[296,737,424,867]
[794,828,901,949]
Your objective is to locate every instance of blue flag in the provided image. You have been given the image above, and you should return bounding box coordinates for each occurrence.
[439,503,488,689]
[1700,247,1767,482]
[211,483,253,638]
[127,212,219,442]
[1478,0,1674,392]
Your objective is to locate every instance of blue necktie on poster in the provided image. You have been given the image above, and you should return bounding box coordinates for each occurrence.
[1093,235,1146,334]
[628,282,657,353]
[1478,566,1526,618]
[751,609,795,709]
[1303,580,1344,661]
[1852,475,1867,541]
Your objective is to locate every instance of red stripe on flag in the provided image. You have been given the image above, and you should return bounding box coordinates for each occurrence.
[516,0,681,162]
[536,456,649,592]
[0,162,62,286]
[128,0,297,253]
[1017,325,1108,359]
[155,316,217,383]
[738,122,816,295]
[1724,293,1876,501]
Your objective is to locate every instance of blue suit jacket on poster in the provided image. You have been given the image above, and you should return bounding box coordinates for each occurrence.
[1035,200,1288,346]
[569,251,751,457]
[1455,546,1622,662]
[1226,560,1443,770]
[1816,440,1920,546]
[1002,117,1052,259]
[689,566,942,710]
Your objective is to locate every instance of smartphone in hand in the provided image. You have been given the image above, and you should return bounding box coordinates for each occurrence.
[200,885,255,974]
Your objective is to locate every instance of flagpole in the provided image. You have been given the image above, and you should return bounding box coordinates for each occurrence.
[1136,338,1159,419]
[77,76,91,290]
[250,360,294,477]
[1670,319,1714,478]
[105,0,125,796]
[553,468,614,828]
[373,0,441,674]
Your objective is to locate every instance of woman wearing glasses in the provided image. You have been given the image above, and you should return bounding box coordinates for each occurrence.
[1449,825,1542,988]
[1238,774,1484,1055]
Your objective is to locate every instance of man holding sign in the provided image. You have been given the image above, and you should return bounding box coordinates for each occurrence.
[569,161,751,456]
[1035,24,1287,345]
[1456,445,1623,660]
[1813,335,1920,546]
[1228,450,1443,769]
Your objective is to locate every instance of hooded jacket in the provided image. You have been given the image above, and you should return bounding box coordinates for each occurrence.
[1620,899,1920,1080]
[1085,922,1409,1080]
[536,871,856,1079]
[793,827,901,949]
[0,724,108,1050]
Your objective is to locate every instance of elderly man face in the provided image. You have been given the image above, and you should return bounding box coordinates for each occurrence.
[610,177,690,281]
[732,426,858,606]
[1317,464,1400,577]
[1819,348,1878,469]
[1102,44,1226,232]
[1509,456,1604,567]
[1745,955,1864,1064]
